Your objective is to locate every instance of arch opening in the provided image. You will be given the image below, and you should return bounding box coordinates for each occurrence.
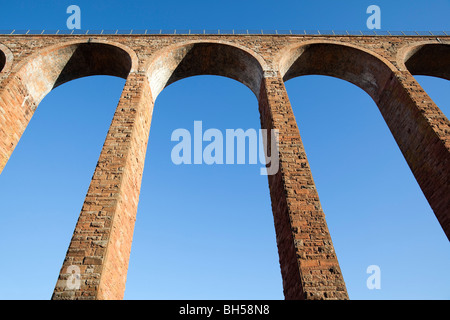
[125,74,283,299]
[283,74,450,299]
[0,41,136,296]
[0,75,125,298]
[132,43,276,298]
[279,41,450,298]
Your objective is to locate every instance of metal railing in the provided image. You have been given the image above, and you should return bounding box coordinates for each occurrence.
[0,29,448,36]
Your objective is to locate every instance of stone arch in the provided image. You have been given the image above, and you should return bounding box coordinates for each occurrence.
[399,41,450,80]
[10,39,137,105]
[0,40,138,173]
[277,40,397,103]
[145,40,267,100]
[276,40,450,240]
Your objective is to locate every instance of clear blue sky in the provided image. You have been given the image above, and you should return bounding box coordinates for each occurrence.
[0,0,449,300]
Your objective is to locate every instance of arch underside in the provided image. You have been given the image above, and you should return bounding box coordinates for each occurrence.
[21,42,132,106]
[0,41,134,176]
[52,43,131,88]
[147,42,265,100]
[281,43,393,104]
[405,44,450,81]
[280,41,450,241]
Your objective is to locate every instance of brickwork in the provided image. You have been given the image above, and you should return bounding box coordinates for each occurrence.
[0,34,448,300]
[259,77,348,299]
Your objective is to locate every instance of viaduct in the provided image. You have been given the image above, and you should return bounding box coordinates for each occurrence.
[0,32,448,300]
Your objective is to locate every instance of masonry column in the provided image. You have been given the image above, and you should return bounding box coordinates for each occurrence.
[52,71,153,300]
[376,70,450,240]
[258,76,348,300]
